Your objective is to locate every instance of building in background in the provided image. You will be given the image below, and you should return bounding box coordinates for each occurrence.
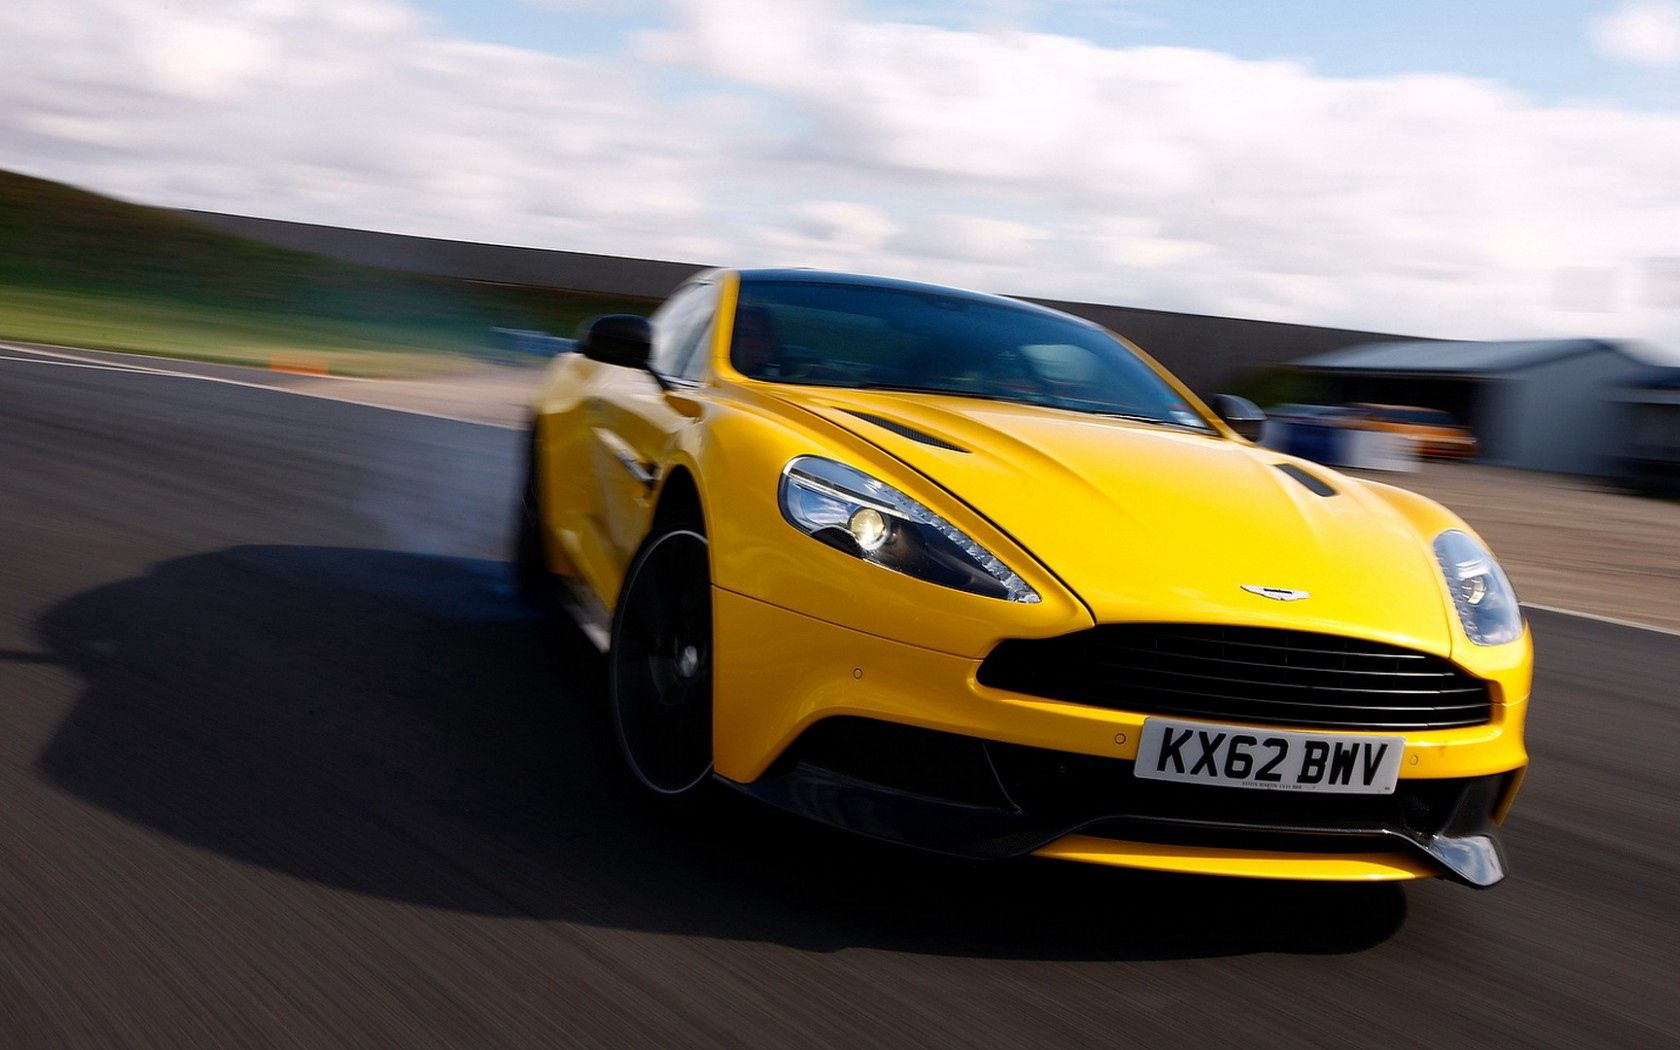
[1290,339,1652,475]
[1619,367,1680,493]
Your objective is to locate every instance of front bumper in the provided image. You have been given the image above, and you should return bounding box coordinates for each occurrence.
[728,717,1514,886]
[712,588,1529,886]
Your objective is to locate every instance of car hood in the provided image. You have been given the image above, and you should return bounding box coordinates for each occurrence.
[782,387,1455,655]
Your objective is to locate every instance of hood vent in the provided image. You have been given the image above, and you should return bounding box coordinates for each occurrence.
[843,410,968,453]
[1275,463,1337,497]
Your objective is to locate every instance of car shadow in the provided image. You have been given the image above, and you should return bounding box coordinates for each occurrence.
[35,545,1406,960]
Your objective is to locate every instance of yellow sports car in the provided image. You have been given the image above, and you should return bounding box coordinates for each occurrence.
[517,270,1531,887]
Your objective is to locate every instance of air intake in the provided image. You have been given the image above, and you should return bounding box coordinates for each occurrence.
[1275,463,1337,497]
[843,411,968,453]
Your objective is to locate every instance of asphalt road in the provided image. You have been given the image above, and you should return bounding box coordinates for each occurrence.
[1,347,1676,1048]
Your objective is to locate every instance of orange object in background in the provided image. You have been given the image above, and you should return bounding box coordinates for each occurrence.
[1344,403,1479,459]
[268,354,331,376]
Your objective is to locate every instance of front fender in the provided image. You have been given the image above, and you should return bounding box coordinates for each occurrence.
[682,384,1091,660]
[1351,476,1533,705]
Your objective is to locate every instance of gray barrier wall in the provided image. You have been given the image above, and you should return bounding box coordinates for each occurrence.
[183,210,1417,393]
[1021,297,1419,396]
[183,211,707,299]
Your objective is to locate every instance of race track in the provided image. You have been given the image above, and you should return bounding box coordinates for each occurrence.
[1,346,1676,1047]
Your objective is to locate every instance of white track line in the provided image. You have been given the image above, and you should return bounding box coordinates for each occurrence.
[1521,603,1680,638]
[0,340,377,380]
[0,343,519,430]
[0,354,156,374]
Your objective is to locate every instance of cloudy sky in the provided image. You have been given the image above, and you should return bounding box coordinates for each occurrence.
[2,0,1678,354]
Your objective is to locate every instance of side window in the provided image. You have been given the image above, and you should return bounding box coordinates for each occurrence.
[648,283,708,376]
[670,310,715,380]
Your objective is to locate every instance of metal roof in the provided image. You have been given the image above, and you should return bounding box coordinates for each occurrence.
[1294,338,1624,375]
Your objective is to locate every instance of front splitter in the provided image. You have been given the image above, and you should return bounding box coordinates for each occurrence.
[724,762,1507,887]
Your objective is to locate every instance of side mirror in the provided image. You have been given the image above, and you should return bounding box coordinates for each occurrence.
[1210,393,1267,441]
[578,314,653,370]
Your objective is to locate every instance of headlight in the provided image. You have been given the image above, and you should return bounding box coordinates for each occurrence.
[779,456,1040,603]
[1433,529,1522,646]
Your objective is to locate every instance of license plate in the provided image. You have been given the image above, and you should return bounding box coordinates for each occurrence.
[1133,718,1404,795]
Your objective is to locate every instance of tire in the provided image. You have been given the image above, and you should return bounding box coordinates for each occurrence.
[513,427,553,604]
[609,527,713,796]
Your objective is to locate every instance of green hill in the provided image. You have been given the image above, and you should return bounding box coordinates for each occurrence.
[0,170,648,375]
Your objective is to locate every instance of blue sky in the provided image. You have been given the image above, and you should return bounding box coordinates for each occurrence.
[412,0,1677,108]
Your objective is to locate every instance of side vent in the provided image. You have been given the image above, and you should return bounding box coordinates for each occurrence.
[843,410,968,453]
[1275,463,1337,497]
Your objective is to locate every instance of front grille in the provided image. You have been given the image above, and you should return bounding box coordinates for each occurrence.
[978,624,1492,731]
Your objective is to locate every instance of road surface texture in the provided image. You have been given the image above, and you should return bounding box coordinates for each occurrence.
[0,340,543,427]
[0,346,1675,1047]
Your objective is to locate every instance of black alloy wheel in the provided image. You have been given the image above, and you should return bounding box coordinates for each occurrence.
[610,527,714,795]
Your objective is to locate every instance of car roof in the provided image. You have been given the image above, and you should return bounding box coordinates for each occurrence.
[734,268,1082,324]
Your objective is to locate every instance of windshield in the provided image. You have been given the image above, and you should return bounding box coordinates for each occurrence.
[730,281,1209,429]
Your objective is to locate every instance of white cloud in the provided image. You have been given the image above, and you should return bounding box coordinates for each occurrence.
[0,0,1677,359]
[784,201,900,248]
[893,214,1044,263]
[0,0,719,253]
[133,17,279,99]
[1591,1,1680,66]
[663,0,1680,353]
